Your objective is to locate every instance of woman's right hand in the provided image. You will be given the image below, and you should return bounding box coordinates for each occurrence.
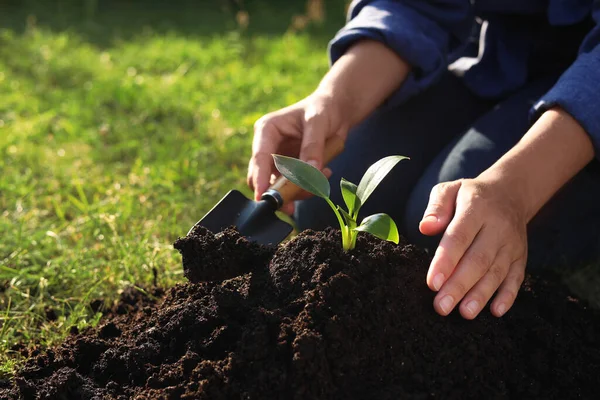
[247,92,349,214]
[247,39,411,215]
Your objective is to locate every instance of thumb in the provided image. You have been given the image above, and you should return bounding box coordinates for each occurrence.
[299,111,327,170]
[419,180,462,236]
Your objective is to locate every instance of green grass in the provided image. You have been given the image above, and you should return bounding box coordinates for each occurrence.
[0,0,346,375]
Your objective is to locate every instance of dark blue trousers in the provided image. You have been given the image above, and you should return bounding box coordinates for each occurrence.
[294,72,600,269]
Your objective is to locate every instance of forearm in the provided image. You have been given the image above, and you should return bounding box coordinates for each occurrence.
[314,40,410,128]
[479,107,595,222]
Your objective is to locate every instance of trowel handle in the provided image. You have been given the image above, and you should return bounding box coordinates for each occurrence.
[263,136,345,209]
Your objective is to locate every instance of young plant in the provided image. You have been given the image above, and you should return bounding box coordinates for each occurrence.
[272,154,408,251]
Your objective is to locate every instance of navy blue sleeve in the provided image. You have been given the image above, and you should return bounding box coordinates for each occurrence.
[532,3,600,159]
[328,0,473,105]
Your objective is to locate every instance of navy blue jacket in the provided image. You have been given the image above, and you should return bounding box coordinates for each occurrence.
[329,0,600,157]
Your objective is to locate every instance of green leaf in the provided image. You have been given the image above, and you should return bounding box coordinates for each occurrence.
[356,155,408,206]
[337,205,356,229]
[355,213,399,244]
[272,154,330,198]
[340,178,361,216]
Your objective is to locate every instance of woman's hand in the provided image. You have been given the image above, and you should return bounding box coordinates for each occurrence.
[247,40,411,214]
[419,178,528,319]
[419,107,595,319]
[247,94,347,214]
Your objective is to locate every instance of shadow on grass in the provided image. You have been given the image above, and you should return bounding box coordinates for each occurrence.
[0,0,347,47]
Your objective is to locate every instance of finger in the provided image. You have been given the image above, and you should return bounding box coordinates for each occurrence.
[419,180,462,236]
[278,137,302,158]
[251,118,282,200]
[247,159,255,191]
[457,247,512,319]
[490,257,526,317]
[433,227,499,316]
[426,194,482,292]
[252,154,276,201]
[299,107,327,169]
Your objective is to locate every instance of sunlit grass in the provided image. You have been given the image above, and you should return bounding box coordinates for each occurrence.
[0,0,342,375]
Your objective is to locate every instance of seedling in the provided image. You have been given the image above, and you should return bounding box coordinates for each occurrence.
[272,154,408,251]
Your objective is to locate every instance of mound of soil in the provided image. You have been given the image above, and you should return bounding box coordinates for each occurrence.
[2,227,600,399]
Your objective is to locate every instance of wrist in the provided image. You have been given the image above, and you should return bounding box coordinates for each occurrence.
[478,107,594,223]
[477,165,534,222]
[309,87,354,126]
[304,91,350,138]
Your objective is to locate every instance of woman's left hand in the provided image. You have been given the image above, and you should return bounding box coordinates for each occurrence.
[418,107,596,320]
[419,177,528,319]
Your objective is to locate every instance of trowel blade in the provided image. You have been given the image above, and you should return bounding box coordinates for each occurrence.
[188,190,293,246]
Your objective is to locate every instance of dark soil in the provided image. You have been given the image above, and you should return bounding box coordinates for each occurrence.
[44,307,58,322]
[2,226,600,399]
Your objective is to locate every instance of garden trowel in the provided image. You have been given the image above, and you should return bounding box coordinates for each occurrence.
[187,136,345,246]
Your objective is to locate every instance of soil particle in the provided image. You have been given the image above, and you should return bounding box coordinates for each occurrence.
[2,227,600,399]
[89,299,105,313]
[9,343,27,356]
[98,322,121,340]
[44,307,57,322]
[111,286,164,316]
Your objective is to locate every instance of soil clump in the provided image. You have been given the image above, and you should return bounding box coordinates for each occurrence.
[2,226,599,399]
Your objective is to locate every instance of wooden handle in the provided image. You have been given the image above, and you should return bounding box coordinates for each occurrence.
[267,136,345,208]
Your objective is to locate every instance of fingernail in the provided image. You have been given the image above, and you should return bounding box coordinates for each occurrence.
[465,300,480,316]
[438,295,454,315]
[432,273,445,291]
[307,159,319,168]
[422,215,439,224]
[497,303,507,316]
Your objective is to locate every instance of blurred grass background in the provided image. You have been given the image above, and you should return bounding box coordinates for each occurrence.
[0,0,347,375]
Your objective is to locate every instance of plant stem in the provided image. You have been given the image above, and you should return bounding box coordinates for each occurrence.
[350,230,358,248]
[325,198,352,251]
[350,211,359,249]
